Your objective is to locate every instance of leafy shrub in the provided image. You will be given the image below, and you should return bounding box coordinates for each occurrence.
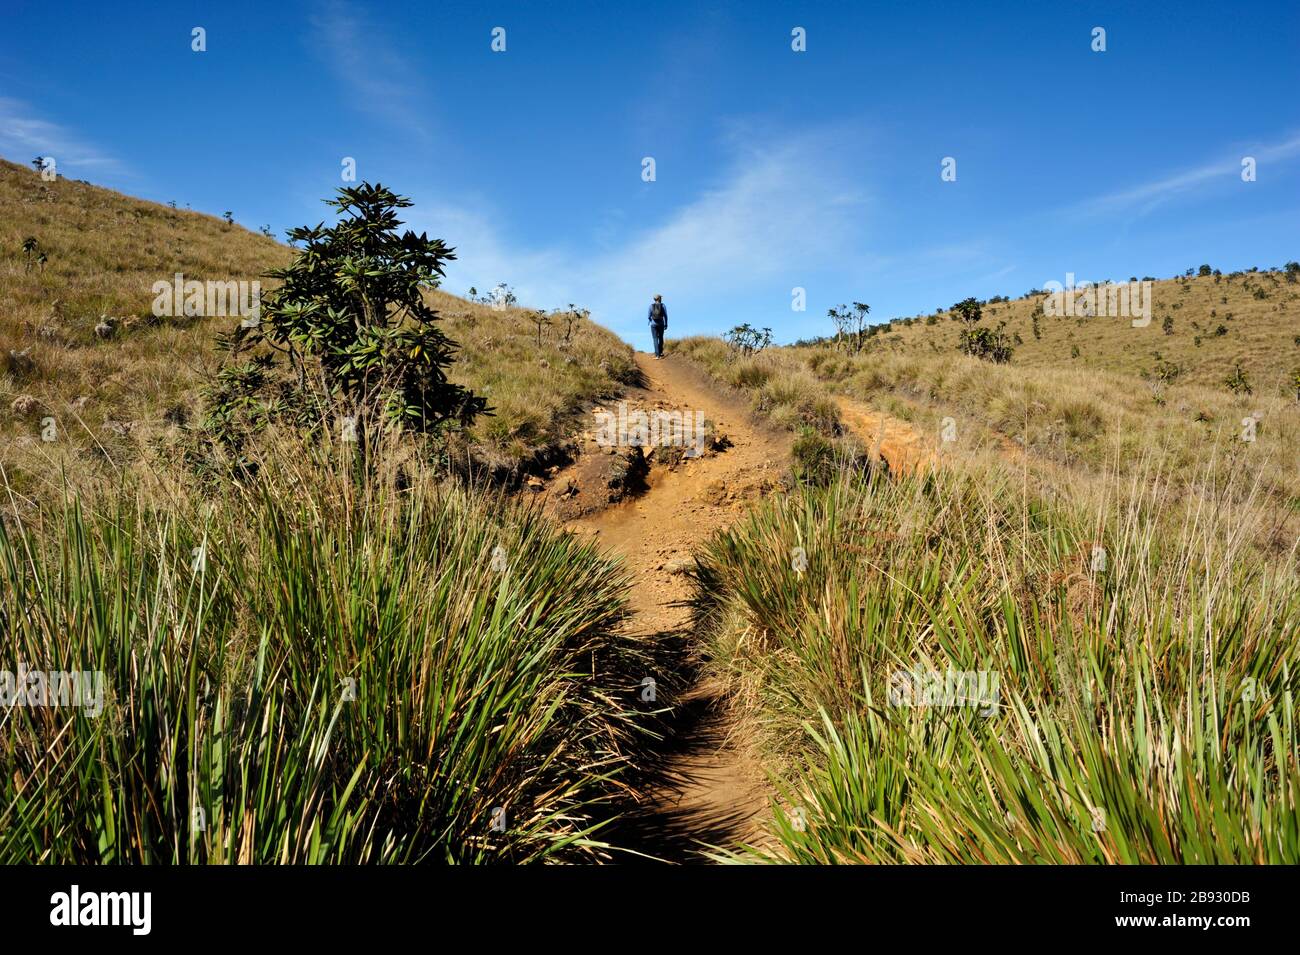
[951,297,982,326]
[1224,363,1252,395]
[825,302,871,353]
[207,183,487,465]
[1153,358,1182,383]
[959,323,1014,363]
[724,323,773,355]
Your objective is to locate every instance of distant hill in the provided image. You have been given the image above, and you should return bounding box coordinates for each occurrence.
[858,268,1300,392]
[673,263,1300,551]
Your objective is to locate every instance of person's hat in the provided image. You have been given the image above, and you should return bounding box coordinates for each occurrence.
[654,294,663,301]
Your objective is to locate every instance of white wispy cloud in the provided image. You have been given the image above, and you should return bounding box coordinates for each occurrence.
[596,140,867,297]
[411,131,872,338]
[0,97,125,174]
[309,0,433,141]
[418,200,569,306]
[1076,132,1300,217]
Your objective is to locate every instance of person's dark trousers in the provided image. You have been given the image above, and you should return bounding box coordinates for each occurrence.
[650,323,665,358]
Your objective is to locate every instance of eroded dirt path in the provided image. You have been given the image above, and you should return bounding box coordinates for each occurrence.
[540,357,937,861]
[835,396,934,475]
[552,353,791,862]
[837,393,1060,479]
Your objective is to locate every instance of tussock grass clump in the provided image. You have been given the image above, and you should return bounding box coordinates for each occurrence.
[757,370,840,434]
[692,464,1300,863]
[0,453,658,863]
[789,430,838,486]
[790,429,867,487]
[730,358,773,389]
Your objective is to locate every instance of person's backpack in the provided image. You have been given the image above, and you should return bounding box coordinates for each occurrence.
[650,302,666,324]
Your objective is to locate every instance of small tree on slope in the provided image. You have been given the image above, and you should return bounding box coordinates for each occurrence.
[206,182,487,465]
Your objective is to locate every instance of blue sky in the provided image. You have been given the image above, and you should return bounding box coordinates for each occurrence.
[2,0,1297,344]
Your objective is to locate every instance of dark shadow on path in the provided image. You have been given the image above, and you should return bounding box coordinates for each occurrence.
[595,623,765,865]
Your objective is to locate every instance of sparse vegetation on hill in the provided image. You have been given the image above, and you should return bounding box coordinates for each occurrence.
[0,160,633,500]
[0,159,288,499]
[670,297,1299,554]
[671,336,843,437]
[431,291,637,475]
[874,269,1300,390]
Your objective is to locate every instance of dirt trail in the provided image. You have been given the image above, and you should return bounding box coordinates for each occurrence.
[837,394,1055,477]
[545,358,935,862]
[835,396,934,475]
[557,353,791,862]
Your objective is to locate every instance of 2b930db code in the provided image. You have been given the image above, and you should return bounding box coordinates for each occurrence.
[1122,891,1250,906]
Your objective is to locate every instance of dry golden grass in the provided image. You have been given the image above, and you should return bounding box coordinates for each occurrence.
[430,290,636,473]
[1,159,634,500]
[1,158,286,452]
[672,326,1300,558]
[865,269,1300,392]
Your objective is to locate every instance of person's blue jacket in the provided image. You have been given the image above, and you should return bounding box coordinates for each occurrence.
[648,301,668,327]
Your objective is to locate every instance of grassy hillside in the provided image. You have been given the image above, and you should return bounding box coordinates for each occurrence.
[671,274,1299,865]
[0,159,633,499]
[0,164,654,863]
[671,312,1300,552]
[0,158,288,478]
[832,269,1300,392]
[691,466,1299,864]
[427,289,637,473]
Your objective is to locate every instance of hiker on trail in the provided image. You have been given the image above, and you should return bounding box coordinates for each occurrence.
[648,294,668,359]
